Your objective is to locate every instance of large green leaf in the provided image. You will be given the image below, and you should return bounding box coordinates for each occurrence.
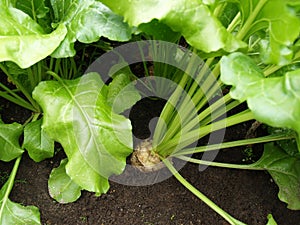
[233,0,300,65]
[32,72,133,194]
[220,52,300,147]
[50,0,132,57]
[252,143,300,210]
[0,0,67,68]
[0,122,23,162]
[0,182,40,224]
[23,119,54,162]
[48,159,82,203]
[100,0,246,53]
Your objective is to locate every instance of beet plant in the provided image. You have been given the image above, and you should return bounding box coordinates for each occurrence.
[0,0,299,224]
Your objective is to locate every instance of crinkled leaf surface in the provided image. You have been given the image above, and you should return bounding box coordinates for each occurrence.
[251,143,300,210]
[23,119,54,162]
[221,52,300,147]
[233,0,300,65]
[0,0,67,68]
[48,158,82,203]
[107,73,141,114]
[32,72,132,193]
[0,122,23,162]
[100,0,246,53]
[0,182,40,224]
[50,0,132,57]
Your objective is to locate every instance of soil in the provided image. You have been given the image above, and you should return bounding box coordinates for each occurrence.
[1,94,300,225]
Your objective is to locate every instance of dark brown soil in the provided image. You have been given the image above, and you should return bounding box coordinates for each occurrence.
[0,96,300,225]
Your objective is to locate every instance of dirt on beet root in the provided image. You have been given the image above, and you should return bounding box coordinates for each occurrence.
[0,96,300,225]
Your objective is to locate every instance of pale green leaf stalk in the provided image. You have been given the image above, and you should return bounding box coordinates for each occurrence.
[0,157,41,224]
[163,159,247,225]
[177,141,300,210]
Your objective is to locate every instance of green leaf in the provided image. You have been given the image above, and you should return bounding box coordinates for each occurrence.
[48,158,82,203]
[100,0,246,53]
[220,52,300,148]
[138,19,181,42]
[0,122,23,162]
[217,2,239,28]
[252,143,300,210]
[268,127,299,157]
[50,0,132,57]
[107,73,141,114]
[0,0,67,68]
[15,0,49,20]
[0,182,40,224]
[266,214,278,225]
[32,72,133,194]
[234,0,300,65]
[23,119,54,162]
[1,62,35,94]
